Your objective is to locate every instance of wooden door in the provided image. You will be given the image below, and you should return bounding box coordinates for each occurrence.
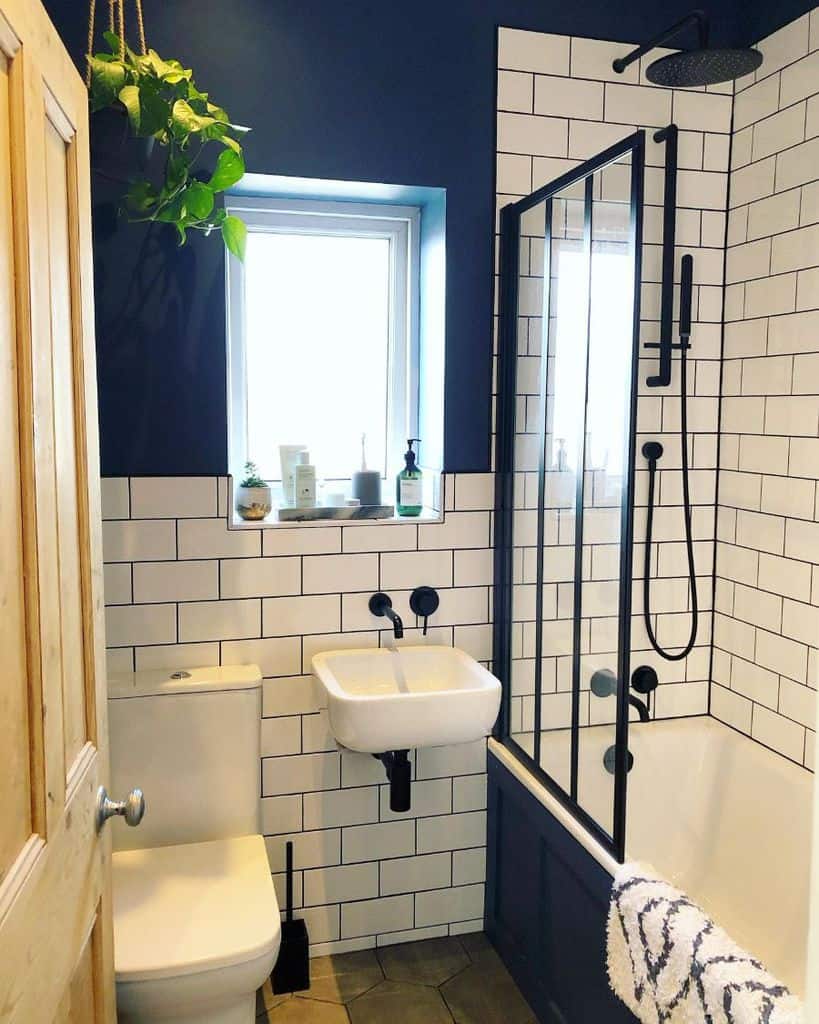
[0,0,114,1021]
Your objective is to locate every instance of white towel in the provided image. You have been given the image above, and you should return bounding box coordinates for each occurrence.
[607,862,804,1024]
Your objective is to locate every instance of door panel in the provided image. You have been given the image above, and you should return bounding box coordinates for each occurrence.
[44,102,90,781]
[0,43,31,888]
[57,928,99,1024]
[0,1,114,1021]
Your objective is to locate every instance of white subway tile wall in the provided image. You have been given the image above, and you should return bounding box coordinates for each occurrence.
[712,12,818,768]
[102,473,493,955]
[497,27,727,744]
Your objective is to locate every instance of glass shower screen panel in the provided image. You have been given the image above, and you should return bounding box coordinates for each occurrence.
[495,132,644,859]
[576,152,640,837]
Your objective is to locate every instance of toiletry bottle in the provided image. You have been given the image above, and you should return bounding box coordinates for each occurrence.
[279,444,307,506]
[352,432,382,506]
[295,451,316,508]
[396,439,423,517]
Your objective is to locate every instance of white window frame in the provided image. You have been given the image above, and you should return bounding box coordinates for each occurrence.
[225,195,421,485]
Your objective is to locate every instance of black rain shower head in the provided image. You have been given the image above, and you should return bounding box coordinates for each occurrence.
[612,10,763,88]
[646,47,762,87]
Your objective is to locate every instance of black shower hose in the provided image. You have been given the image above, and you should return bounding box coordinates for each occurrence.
[642,343,698,661]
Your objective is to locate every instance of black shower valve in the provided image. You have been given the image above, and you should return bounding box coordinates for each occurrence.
[631,665,659,695]
[409,586,440,636]
[641,441,664,462]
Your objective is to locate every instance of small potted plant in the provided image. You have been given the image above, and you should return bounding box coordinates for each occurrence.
[236,462,272,521]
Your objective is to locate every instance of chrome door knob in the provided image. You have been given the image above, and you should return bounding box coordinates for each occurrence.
[96,786,145,832]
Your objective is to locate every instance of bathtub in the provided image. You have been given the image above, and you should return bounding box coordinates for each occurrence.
[489,715,813,997]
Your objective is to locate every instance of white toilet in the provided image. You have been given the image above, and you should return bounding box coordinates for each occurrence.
[108,666,281,1024]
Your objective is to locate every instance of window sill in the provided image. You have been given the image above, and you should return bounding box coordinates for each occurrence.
[227,472,444,529]
[228,507,444,530]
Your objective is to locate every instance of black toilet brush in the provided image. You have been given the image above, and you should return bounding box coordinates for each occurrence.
[272,841,310,993]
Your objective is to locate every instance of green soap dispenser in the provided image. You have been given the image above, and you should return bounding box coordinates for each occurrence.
[396,438,423,517]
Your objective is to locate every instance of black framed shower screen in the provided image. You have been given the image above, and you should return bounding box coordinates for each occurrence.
[492,130,645,862]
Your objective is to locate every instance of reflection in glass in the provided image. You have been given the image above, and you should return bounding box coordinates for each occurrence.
[578,157,636,835]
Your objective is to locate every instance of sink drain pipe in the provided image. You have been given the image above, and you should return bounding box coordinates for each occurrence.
[373,750,411,812]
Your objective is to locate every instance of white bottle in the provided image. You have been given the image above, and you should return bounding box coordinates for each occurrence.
[294,451,316,508]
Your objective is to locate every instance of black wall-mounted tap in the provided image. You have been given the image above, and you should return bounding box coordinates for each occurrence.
[409,586,440,636]
[369,592,404,639]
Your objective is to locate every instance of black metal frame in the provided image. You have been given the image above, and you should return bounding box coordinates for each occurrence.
[645,124,678,387]
[492,130,645,863]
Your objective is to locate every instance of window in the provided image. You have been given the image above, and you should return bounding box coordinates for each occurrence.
[227,197,420,487]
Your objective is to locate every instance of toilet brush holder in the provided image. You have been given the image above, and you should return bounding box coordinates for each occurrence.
[272,841,310,993]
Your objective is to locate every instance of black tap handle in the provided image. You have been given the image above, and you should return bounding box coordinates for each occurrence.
[679,253,693,340]
[410,587,440,636]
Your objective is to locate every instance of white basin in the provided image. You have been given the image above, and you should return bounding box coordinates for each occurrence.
[311,645,502,753]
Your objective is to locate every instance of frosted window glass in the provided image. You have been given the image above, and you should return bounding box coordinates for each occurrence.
[244,231,391,480]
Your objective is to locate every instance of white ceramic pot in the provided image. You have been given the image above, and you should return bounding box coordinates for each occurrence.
[235,484,272,521]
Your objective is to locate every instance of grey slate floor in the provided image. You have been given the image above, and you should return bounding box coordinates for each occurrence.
[256,933,537,1023]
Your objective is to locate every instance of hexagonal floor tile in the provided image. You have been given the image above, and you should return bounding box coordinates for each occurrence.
[298,950,384,1004]
[265,995,351,1023]
[440,960,536,1024]
[348,980,454,1024]
[256,980,292,1016]
[457,932,494,962]
[378,937,469,987]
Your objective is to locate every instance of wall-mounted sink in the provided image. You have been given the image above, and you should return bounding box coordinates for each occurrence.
[311,645,502,754]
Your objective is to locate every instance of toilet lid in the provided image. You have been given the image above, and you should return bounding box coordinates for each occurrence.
[113,835,281,982]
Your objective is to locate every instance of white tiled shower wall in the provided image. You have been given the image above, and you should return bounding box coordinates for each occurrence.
[496,28,731,733]
[496,18,818,768]
[711,11,819,769]
[101,473,494,955]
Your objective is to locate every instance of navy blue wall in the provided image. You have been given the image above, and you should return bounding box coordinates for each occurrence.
[44,0,804,475]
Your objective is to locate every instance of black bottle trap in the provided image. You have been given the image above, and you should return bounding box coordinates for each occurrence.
[272,841,310,993]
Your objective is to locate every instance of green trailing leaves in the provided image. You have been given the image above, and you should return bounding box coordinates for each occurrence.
[221,215,247,261]
[118,84,141,130]
[124,180,158,213]
[88,56,126,109]
[185,181,215,220]
[208,149,245,192]
[171,98,215,136]
[86,33,249,258]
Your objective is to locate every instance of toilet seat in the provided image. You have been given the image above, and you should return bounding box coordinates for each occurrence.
[113,834,280,983]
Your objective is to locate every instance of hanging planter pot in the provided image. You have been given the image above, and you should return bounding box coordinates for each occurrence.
[85,1,250,259]
[90,104,155,183]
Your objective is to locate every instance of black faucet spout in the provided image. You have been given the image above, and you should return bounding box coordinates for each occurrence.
[629,694,651,722]
[368,592,404,639]
[384,607,404,639]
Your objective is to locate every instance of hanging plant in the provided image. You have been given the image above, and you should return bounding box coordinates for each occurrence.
[87,26,249,260]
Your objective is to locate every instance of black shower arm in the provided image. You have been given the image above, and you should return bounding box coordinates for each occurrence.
[612,10,709,75]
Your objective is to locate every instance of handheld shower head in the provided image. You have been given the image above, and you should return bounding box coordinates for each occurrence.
[613,10,763,88]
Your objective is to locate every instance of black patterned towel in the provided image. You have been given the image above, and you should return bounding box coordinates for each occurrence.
[607,862,803,1024]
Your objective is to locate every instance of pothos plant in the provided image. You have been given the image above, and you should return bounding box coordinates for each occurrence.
[87,31,249,259]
